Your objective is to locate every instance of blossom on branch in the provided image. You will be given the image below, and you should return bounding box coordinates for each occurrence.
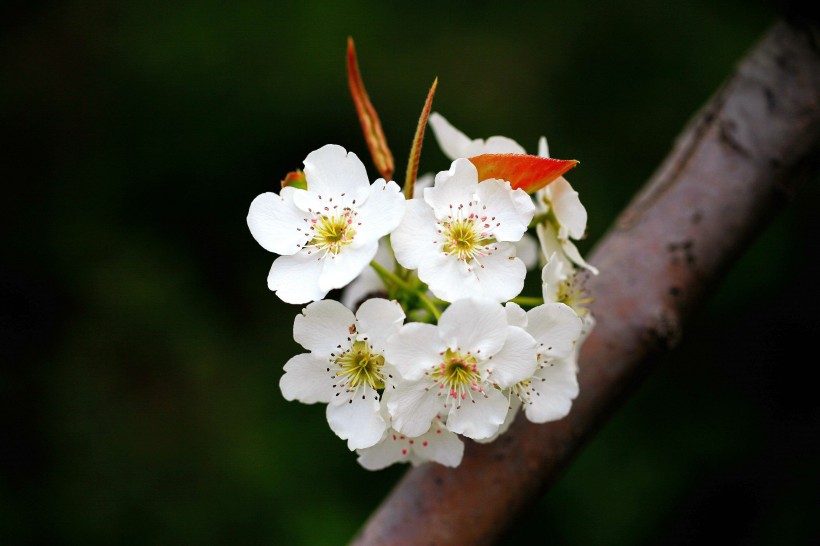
[385,298,537,440]
[247,144,405,304]
[390,158,535,303]
[279,298,405,450]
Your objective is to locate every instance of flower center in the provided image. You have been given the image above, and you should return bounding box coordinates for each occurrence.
[431,349,483,401]
[556,275,593,316]
[441,218,493,262]
[334,340,385,391]
[308,211,357,256]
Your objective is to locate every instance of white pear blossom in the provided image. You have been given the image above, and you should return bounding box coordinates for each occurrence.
[428,113,540,270]
[390,158,535,303]
[247,144,405,304]
[279,298,405,450]
[385,298,537,440]
[428,112,595,274]
[503,301,583,423]
[356,412,464,470]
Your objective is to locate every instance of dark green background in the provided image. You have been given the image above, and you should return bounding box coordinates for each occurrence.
[3,1,818,544]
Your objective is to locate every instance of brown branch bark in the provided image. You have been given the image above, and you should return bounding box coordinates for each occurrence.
[351,18,820,546]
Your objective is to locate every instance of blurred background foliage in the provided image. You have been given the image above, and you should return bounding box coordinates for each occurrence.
[2,1,818,544]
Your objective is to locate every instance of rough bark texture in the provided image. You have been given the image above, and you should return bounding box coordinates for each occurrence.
[351,19,820,546]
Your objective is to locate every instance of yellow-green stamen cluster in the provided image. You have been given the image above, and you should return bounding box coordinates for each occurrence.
[441,217,494,263]
[307,210,357,256]
[429,348,484,405]
[334,340,385,392]
[556,275,593,317]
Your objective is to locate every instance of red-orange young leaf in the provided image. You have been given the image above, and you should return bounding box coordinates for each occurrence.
[347,37,394,181]
[469,154,579,194]
[281,169,307,191]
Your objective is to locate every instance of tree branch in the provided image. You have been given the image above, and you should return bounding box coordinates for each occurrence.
[351,18,820,546]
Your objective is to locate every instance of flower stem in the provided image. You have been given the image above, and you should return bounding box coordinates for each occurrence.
[370,261,441,321]
[510,296,544,307]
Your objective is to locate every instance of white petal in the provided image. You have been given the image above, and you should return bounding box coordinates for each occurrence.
[387,380,443,438]
[354,298,405,354]
[356,434,406,470]
[446,387,509,440]
[428,112,526,159]
[390,199,439,270]
[524,358,578,423]
[279,353,334,404]
[326,393,386,450]
[515,232,540,270]
[340,240,391,309]
[549,177,587,240]
[471,244,527,302]
[353,179,406,243]
[385,322,445,380]
[267,251,328,304]
[504,302,528,328]
[438,298,507,357]
[424,158,479,217]
[247,189,311,255]
[561,238,599,275]
[412,424,464,467]
[486,326,538,388]
[293,299,355,354]
[526,303,583,359]
[475,179,535,241]
[481,136,528,154]
[417,251,480,302]
[537,223,574,272]
[541,252,569,303]
[302,144,371,203]
[428,112,479,159]
[537,136,550,158]
[317,240,378,293]
[475,396,520,444]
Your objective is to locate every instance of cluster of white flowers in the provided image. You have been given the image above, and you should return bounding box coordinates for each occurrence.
[247,114,597,470]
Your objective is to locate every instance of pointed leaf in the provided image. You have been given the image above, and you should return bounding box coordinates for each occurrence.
[347,37,394,181]
[281,169,307,190]
[404,77,438,199]
[469,154,579,194]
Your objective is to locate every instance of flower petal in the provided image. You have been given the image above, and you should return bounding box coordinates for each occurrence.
[486,326,538,388]
[475,179,535,241]
[424,158,479,217]
[353,179,406,243]
[356,434,406,470]
[317,240,378,293]
[279,353,334,404]
[293,299,355,355]
[355,298,405,354]
[247,189,311,255]
[417,251,480,302]
[390,199,438,270]
[302,144,371,203]
[267,251,328,304]
[523,357,579,423]
[326,393,386,450]
[526,303,583,359]
[385,322,444,380]
[445,387,509,440]
[548,177,587,240]
[471,244,527,303]
[438,298,507,357]
[516,232,540,270]
[387,380,443,437]
[504,302,528,328]
[428,112,526,159]
[413,424,464,467]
